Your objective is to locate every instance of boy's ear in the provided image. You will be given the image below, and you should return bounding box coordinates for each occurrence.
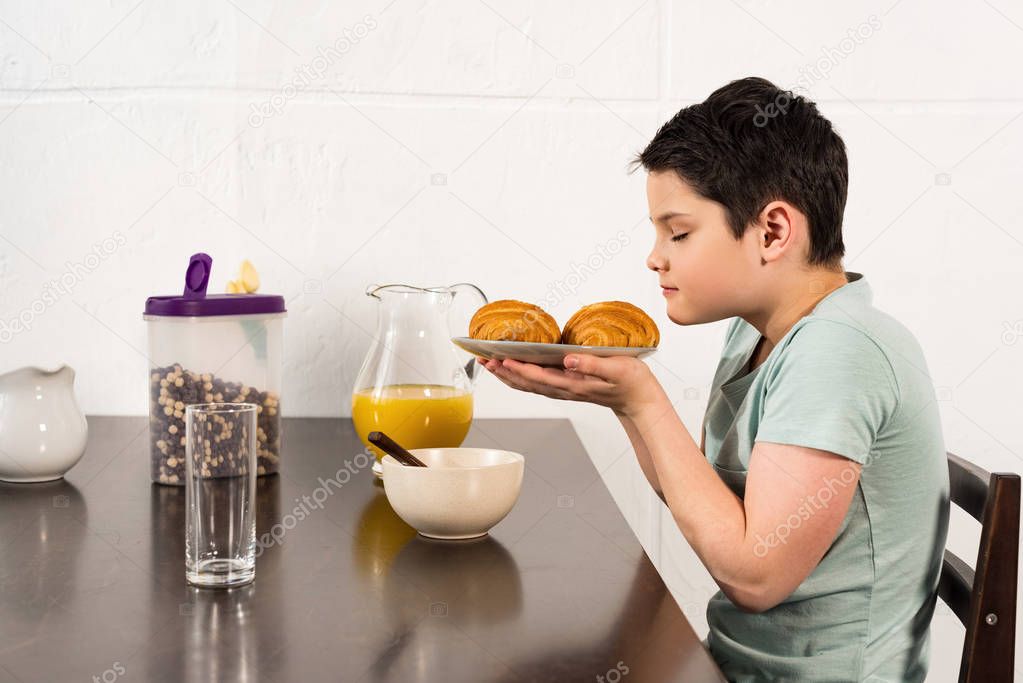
[758,201,799,264]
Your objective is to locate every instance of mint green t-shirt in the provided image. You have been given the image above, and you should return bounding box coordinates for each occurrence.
[703,272,950,682]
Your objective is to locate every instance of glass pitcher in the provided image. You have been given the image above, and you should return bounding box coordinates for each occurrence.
[351,283,488,476]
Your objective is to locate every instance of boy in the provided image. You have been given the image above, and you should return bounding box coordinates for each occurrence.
[481,77,950,682]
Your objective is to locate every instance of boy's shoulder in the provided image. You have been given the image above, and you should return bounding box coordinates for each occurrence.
[801,290,927,376]
[717,276,929,388]
[776,290,934,415]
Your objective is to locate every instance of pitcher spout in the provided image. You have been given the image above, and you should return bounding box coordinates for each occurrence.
[0,364,75,389]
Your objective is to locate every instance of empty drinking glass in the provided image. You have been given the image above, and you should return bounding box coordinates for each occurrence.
[185,403,257,587]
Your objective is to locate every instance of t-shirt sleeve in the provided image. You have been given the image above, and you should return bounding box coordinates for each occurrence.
[754,320,900,464]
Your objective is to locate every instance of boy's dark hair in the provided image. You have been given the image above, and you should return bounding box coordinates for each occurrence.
[635,77,848,268]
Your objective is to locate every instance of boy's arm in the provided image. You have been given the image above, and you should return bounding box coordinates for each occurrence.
[616,411,706,506]
[638,322,891,612]
[615,411,666,504]
[627,385,860,613]
[567,376,858,613]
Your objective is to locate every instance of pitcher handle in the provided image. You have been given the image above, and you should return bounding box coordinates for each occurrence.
[448,282,489,384]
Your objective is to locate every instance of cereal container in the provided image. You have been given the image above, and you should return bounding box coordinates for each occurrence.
[144,253,286,485]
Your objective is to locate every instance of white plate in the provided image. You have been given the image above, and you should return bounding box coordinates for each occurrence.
[451,337,657,367]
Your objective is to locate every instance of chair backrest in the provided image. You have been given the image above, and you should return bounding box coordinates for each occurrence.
[937,451,1020,683]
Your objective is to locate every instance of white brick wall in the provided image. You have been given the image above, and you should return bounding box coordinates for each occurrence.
[2,1,1021,679]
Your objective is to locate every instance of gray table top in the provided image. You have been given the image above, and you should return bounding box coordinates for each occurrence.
[0,416,724,683]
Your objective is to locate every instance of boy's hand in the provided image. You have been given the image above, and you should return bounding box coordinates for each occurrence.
[479,354,664,418]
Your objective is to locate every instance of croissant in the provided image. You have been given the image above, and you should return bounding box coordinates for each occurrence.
[469,300,561,344]
[561,301,659,348]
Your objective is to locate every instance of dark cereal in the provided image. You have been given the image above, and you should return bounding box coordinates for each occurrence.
[149,364,281,485]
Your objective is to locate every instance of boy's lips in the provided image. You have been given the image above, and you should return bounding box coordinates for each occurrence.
[660,284,678,296]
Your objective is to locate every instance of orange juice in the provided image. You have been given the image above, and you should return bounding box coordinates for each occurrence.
[352,384,474,461]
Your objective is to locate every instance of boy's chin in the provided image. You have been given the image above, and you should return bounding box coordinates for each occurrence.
[666,306,698,326]
[666,304,725,326]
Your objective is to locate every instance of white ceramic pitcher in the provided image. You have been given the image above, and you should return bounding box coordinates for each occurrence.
[0,365,88,482]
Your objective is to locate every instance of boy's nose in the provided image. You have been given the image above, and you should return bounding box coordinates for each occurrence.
[646,249,666,272]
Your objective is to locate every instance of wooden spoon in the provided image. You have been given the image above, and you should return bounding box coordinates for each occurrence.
[368,432,428,467]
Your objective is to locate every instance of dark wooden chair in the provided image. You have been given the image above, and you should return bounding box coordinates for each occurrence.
[937,451,1020,682]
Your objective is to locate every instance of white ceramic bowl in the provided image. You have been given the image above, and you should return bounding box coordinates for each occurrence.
[381,447,525,540]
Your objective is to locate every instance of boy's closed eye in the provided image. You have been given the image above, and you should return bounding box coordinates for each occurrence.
[671,232,689,242]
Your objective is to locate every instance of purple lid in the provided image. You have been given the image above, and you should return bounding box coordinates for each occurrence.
[144,253,286,317]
